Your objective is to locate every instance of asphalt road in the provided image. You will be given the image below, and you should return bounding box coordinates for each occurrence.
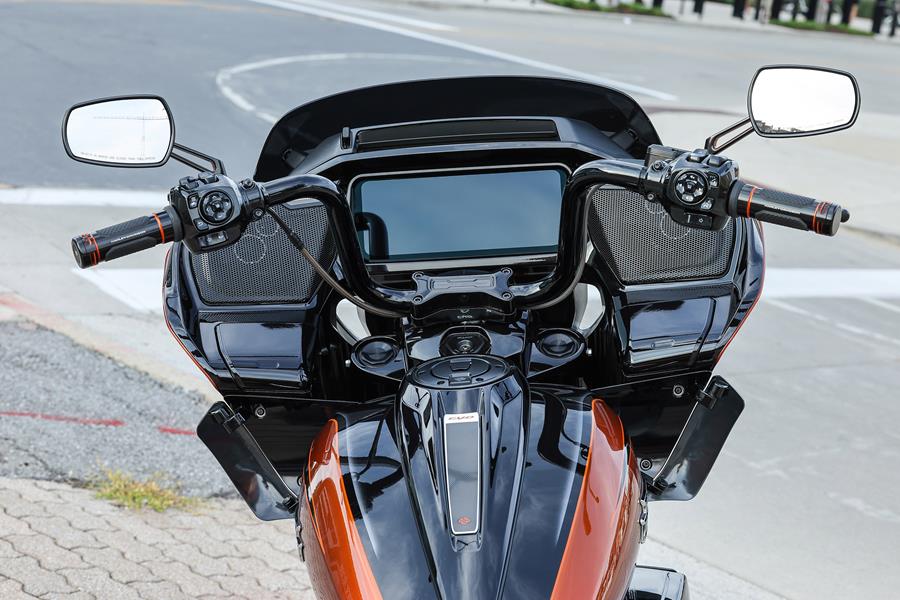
[1,1,900,599]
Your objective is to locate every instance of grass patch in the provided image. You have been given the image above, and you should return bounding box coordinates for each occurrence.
[91,469,198,512]
[545,0,673,17]
[771,19,874,36]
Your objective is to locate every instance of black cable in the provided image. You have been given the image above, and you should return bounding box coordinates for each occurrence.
[264,207,403,320]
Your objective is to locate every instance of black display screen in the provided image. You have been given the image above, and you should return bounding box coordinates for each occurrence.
[351,167,567,262]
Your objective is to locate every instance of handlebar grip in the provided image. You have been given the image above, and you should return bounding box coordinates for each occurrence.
[71,206,182,268]
[728,181,849,236]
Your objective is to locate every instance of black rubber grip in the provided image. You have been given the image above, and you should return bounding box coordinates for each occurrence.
[72,207,182,268]
[727,181,848,236]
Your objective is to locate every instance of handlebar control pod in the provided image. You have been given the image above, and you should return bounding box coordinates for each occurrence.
[728,181,849,236]
[72,206,183,268]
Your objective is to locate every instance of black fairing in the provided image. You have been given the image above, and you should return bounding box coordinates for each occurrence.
[336,381,596,600]
[254,76,661,180]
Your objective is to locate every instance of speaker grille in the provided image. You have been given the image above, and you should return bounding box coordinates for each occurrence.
[190,202,334,305]
[588,186,735,284]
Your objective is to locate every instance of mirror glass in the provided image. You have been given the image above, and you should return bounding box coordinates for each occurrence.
[64,97,173,166]
[749,67,858,137]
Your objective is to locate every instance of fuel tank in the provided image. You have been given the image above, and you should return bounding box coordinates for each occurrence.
[298,356,641,600]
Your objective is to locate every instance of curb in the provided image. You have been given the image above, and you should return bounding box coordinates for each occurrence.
[0,292,220,405]
[398,0,889,40]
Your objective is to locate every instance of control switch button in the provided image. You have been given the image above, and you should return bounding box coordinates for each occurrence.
[685,212,713,229]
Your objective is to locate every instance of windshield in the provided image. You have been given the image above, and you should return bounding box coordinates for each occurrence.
[351,167,567,262]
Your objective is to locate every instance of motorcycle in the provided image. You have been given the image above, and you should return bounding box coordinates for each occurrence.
[65,64,859,599]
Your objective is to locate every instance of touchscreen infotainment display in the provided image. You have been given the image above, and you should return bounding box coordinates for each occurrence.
[351,167,567,262]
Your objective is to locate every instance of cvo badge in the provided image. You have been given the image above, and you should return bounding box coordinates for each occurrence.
[444,412,481,535]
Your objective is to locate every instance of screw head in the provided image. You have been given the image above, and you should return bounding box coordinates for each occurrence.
[640,458,653,471]
[252,208,264,220]
[673,384,686,399]
[413,295,424,304]
[501,292,512,300]
[652,160,666,171]
[253,404,267,419]
[646,192,656,201]
[241,178,254,189]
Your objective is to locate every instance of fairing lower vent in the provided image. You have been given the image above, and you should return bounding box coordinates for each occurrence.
[190,201,335,305]
[588,186,735,284]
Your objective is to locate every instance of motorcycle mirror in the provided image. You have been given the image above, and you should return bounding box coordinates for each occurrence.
[63,95,175,168]
[748,65,860,138]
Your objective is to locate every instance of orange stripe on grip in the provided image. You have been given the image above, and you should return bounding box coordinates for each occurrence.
[152,213,166,243]
[84,234,100,266]
[746,186,758,219]
[812,202,822,234]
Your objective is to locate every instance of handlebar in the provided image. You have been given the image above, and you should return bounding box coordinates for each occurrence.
[70,156,849,318]
[728,181,849,236]
[72,207,182,268]
[259,161,645,314]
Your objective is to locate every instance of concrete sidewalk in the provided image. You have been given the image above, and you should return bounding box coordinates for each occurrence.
[395,0,898,39]
[0,476,784,600]
[0,478,314,600]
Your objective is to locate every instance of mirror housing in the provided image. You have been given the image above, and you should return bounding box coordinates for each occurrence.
[748,65,860,138]
[62,95,175,168]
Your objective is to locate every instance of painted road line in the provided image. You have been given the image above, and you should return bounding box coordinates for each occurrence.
[863,297,900,315]
[0,411,196,436]
[216,52,509,124]
[766,298,900,350]
[72,267,900,314]
[0,411,124,427]
[280,0,458,31]
[242,0,678,102]
[763,268,900,299]
[0,187,164,207]
[158,426,196,436]
[71,268,164,313]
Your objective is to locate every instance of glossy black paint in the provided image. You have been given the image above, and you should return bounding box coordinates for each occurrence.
[197,401,297,520]
[648,376,745,501]
[331,382,597,600]
[254,76,661,180]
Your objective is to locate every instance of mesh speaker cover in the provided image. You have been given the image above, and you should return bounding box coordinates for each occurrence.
[588,186,735,284]
[190,202,334,305]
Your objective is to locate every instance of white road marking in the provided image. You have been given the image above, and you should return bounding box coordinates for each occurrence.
[764,268,900,299]
[826,492,900,525]
[71,268,163,313]
[272,0,459,31]
[766,298,900,350]
[241,0,678,101]
[0,187,164,207]
[863,297,900,315]
[215,52,507,124]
